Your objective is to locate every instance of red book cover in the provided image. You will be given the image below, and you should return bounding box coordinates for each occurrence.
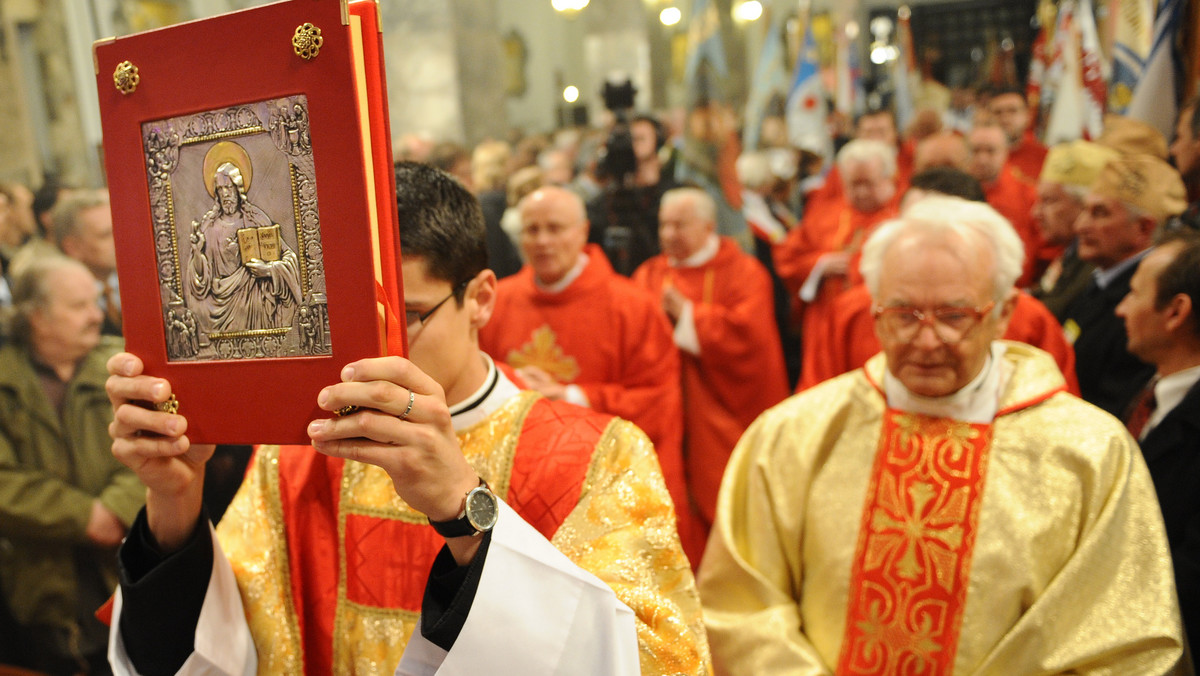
[93,0,400,444]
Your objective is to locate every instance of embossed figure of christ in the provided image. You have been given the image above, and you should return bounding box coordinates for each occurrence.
[188,159,301,334]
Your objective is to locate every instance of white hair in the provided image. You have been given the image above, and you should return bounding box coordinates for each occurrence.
[1121,200,1152,224]
[836,139,897,179]
[860,195,1025,305]
[661,187,716,225]
[736,152,773,190]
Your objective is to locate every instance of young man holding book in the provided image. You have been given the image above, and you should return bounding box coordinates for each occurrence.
[104,162,709,675]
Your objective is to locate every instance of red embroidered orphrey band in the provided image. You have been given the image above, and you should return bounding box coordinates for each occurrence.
[836,411,994,675]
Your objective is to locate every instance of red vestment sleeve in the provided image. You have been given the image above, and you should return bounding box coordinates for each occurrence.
[1007,292,1080,396]
[574,296,685,497]
[986,169,1043,288]
[799,284,878,391]
[772,205,839,298]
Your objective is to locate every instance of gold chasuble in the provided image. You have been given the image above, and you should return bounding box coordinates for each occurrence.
[699,342,1183,675]
[215,391,709,675]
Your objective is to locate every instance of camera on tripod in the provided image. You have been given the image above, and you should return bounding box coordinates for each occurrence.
[597,78,638,185]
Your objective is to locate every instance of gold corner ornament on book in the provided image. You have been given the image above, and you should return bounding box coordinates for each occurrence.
[156,394,180,415]
[293,23,323,60]
[113,61,139,94]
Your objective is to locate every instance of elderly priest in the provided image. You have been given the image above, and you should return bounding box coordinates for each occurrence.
[698,195,1184,675]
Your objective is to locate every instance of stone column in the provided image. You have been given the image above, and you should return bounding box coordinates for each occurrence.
[380,0,507,147]
[580,0,651,120]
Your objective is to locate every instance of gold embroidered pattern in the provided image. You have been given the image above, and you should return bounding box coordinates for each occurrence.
[215,446,304,674]
[837,412,993,676]
[551,418,710,675]
[330,393,536,672]
[506,325,581,382]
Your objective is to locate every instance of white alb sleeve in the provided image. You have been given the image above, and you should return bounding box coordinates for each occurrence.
[395,499,638,676]
[108,526,256,676]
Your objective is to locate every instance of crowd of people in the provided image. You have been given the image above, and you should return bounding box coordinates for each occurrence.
[2,80,1200,674]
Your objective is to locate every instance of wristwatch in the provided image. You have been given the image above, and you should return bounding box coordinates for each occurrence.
[428,478,499,538]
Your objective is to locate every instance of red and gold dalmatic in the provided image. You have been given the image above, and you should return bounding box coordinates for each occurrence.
[699,342,1183,675]
[215,391,709,675]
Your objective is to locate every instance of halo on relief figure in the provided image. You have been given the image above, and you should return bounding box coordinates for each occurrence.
[202,141,254,197]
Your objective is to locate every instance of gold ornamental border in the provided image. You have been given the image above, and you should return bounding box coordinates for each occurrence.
[209,327,293,340]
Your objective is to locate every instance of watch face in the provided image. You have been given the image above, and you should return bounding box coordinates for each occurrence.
[465,488,499,532]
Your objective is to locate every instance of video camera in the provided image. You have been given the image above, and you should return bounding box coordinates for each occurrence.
[597,78,638,184]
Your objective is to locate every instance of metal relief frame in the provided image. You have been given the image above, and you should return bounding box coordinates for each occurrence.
[142,95,332,362]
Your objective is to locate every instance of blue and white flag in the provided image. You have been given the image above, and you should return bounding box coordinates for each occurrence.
[1109,0,1154,113]
[683,0,729,100]
[744,15,789,150]
[1127,0,1185,138]
[892,8,919,132]
[786,17,832,162]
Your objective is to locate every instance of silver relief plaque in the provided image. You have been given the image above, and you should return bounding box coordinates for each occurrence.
[141,96,332,361]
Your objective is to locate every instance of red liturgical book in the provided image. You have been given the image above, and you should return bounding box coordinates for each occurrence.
[94,0,403,444]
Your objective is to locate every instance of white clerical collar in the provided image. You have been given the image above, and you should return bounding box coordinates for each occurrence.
[883,342,1009,424]
[671,234,720,268]
[535,253,590,293]
[449,353,521,432]
[1147,364,1200,433]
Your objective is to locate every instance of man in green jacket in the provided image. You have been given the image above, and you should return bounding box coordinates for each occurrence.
[0,253,144,675]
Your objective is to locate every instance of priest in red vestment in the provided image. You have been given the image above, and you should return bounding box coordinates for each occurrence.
[102,164,710,675]
[775,139,900,384]
[803,110,913,213]
[633,187,789,563]
[478,186,689,527]
[968,124,1045,286]
[989,88,1047,183]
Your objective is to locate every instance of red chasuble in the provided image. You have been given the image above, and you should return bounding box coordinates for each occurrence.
[1006,131,1049,185]
[799,285,1080,396]
[268,396,597,673]
[774,199,898,386]
[836,410,994,675]
[479,244,687,518]
[983,167,1043,288]
[633,238,790,558]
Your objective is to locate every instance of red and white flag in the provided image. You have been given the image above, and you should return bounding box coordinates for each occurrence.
[1078,0,1107,139]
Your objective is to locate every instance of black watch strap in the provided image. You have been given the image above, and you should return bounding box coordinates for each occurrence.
[429,512,479,538]
[429,478,492,538]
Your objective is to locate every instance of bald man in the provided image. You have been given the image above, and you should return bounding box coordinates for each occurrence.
[633,187,789,563]
[968,125,1042,286]
[479,186,690,536]
[914,131,968,173]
